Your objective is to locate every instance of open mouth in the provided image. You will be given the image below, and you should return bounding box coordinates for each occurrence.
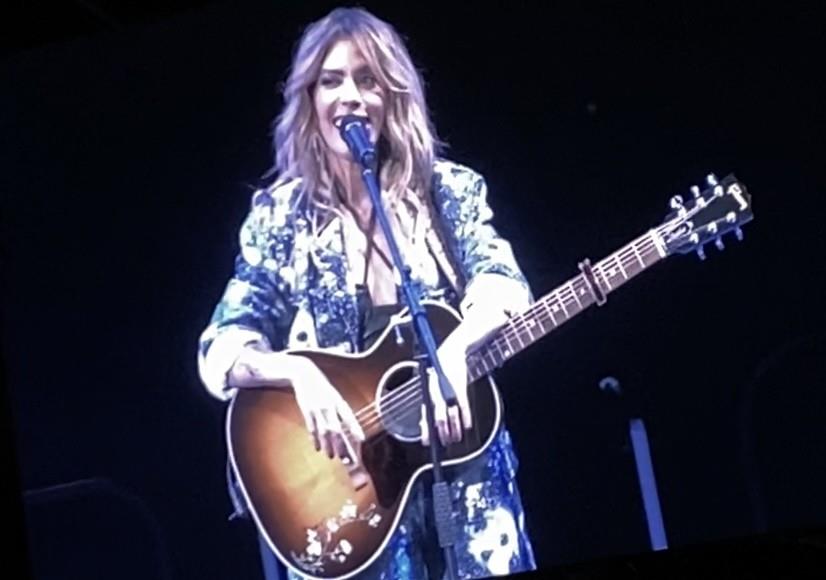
[334,115,371,130]
[333,115,375,143]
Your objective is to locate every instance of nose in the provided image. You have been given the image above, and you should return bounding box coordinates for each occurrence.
[339,76,364,108]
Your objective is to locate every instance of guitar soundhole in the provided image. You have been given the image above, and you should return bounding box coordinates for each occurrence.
[377,362,423,443]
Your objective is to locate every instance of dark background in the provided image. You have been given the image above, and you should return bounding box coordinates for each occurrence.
[2,1,825,578]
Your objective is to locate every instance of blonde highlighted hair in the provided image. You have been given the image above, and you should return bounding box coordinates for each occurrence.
[270,7,444,221]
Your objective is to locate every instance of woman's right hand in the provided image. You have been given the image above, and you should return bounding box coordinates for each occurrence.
[289,357,366,464]
[229,347,365,464]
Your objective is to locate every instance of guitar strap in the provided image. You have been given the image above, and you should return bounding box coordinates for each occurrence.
[424,211,465,300]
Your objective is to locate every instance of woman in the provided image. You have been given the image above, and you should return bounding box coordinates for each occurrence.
[198,7,536,579]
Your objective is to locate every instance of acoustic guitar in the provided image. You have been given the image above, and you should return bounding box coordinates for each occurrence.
[227,173,753,579]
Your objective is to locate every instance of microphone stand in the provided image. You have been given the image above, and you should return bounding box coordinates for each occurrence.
[348,135,459,580]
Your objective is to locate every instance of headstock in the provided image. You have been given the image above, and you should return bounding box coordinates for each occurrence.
[658,173,753,259]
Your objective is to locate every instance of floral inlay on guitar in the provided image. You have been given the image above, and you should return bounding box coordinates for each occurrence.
[291,500,383,574]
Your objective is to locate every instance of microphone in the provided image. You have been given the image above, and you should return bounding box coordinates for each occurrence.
[338,115,376,167]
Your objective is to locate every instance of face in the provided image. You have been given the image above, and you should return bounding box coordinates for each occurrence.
[313,39,386,162]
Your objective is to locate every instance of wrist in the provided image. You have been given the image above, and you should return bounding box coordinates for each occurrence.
[453,306,509,352]
[230,347,308,388]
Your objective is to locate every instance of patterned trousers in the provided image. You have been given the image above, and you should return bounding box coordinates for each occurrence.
[275,427,536,580]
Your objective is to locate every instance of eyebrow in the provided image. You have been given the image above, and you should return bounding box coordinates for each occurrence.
[319,64,374,76]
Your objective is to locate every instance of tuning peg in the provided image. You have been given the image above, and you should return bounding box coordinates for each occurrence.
[735,227,744,241]
[691,185,701,198]
[670,195,684,210]
[696,245,706,261]
[706,173,718,186]
[715,237,725,251]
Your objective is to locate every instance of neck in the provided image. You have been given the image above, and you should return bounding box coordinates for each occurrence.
[329,154,371,211]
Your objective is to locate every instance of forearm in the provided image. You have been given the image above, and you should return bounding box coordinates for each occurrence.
[449,273,531,353]
[198,326,302,400]
[228,344,309,389]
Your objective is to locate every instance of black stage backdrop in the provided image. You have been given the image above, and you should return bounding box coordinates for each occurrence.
[2,1,825,578]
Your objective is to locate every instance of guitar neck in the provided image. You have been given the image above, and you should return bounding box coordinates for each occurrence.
[466,229,666,381]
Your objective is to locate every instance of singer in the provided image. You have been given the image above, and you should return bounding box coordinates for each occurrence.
[197,7,536,579]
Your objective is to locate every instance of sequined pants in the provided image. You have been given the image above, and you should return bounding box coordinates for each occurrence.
[272,427,536,580]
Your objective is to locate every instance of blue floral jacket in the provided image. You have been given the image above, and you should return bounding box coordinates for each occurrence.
[198,159,532,399]
[197,159,538,577]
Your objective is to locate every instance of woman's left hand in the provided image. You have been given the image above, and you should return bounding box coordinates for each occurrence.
[420,334,471,447]
[418,300,512,447]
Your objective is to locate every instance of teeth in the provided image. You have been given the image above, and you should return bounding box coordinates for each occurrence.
[334,116,369,129]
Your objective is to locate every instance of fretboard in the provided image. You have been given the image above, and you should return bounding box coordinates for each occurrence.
[466,229,665,381]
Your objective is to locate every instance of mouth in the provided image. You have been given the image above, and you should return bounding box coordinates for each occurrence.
[333,115,371,129]
[333,115,375,145]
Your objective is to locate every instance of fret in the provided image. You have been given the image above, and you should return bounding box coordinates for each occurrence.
[573,279,594,309]
[532,309,547,334]
[543,298,559,326]
[522,316,539,342]
[478,354,493,375]
[599,265,613,290]
[570,282,583,309]
[605,257,616,282]
[557,294,570,317]
[480,349,494,372]
[577,281,590,300]
[493,340,506,365]
[512,323,526,349]
[483,346,498,369]
[501,333,514,359]
[632,241,646,268]
[616,254,629,279]
[468,356,488,380]
[458,201,679,392]
[648,229,667,258]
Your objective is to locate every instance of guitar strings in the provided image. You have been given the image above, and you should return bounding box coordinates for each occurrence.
[351,233,666,431]
[351,236,664,432]
[348,232,667,435]
[361,204,719,434]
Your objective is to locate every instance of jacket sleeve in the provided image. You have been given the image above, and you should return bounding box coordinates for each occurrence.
[433,164,533,318]
[197,189,296,401]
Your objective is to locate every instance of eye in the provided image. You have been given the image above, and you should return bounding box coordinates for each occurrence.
[357,73,378,89]
[317,75,339,88]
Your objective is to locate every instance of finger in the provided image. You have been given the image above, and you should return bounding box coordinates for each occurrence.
[339,433,358,465]
[436,406,448,448]
[315,410,335,459]
[336,397,365,442]
[334,402,362,464]
[419,404,429,446]
[457,389,473,431]
[447,404,462,444]
[427,370,449,447]
[300,407,320,451]
[434,398,448,448]
[327,412,349,462]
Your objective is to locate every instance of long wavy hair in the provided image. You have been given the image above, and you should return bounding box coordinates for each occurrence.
[270,7,444,225]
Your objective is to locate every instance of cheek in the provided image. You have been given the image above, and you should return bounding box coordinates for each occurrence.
[367,95,386,125]
[313,89,334,119]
